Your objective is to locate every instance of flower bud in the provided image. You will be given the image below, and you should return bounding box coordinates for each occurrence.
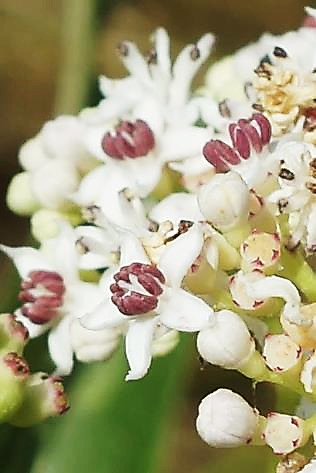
[197,171,249,232]
[197,310,255,369]
[281,304,316,350]
[0,352,29,421]
[196,388,259,447]
[263,334,302,373]
[6,172,40,216]
[0,314,29,355]
[241,231,281,274]
[70,319,121,364]
[300,352,316,394]
[263,413,306,455]
[9,373,69,427]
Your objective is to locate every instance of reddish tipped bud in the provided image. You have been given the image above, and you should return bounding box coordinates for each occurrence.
[0,313,29,354]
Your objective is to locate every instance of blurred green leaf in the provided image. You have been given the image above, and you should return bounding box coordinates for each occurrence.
[31,335,193,473]
[200,446,277,473]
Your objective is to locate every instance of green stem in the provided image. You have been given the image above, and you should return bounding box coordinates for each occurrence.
[54,0,99,115]
[278,248,316,303]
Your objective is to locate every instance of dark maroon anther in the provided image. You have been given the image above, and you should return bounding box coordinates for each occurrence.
[251,113,272,145]
[101,119,155,160]
[3,352,30,379]
[19,271,65,325]
[203,140,240,172]
[238,119,263,153]
[229,124,251,159]
[303,15,316,28]
[273,46,288,58]
[110,262,165,316]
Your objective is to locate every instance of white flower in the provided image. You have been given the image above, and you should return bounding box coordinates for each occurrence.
[197,309,255,369]
[15,116,97,211]
[81,226,214,380]
[1,224,106,375]
[269,140,316,251]
[196,388,259,447]
[301,352,316,394]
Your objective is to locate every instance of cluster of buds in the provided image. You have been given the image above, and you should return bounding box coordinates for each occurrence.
[4,7,316,472]
[0,313,68,426]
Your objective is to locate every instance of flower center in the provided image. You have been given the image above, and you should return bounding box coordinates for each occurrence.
[110,262,165,316]
[101,119,155,160]
[203,113,271,172]
[19,271,65,324]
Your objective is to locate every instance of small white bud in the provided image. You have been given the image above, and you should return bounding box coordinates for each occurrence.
[301,352,316,394]
[263,334,302,373]
[281,304,316,350]
[70,319,121,364]
[264,413,306,455]
[30,159,80,209]
[152,330,179,357]
[197,310,255,369]
[198,171,249,232]
[241,231,281,274]
[6,172,40,216]
[196,388,259,447]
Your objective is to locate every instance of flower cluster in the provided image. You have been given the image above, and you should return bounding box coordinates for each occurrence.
[4,5,316,470]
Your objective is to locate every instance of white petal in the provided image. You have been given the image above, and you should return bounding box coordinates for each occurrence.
[14,309,50,338]
[119,233,150,267]
[80,298,125,330]
[125,316,158,381]
[159,288,213,331]
[159,126,210,162]
[245,276,303,325]
[149,193,203,227]
[48,316,74,375]
[0,245,53,279]
[65,280,104,319]
[158,224,204,287]
[119,41,152,87]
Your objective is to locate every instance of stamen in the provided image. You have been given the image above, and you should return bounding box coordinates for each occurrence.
[102,119,155,160]
[111,263,165,316]
[19,271,65,324]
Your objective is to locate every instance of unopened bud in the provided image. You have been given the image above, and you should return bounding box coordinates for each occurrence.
[0,313,29,355]
[6,172,40,216]
[301,352,316,394]
[263,334,302,373]
[196,388,259,447]
[197,310,255,369]
[281,304,316,350]
[0,352,29,421]
[70,319,121,364]
[230,270,266,311]
[263,413,306,454]
[241,231,281,274]
[10,372,69,427]
[152,329,179,357]
[198,171,249,232]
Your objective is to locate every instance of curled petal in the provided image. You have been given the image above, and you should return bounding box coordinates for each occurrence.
[159,287,214,331]
[125,316,158,380]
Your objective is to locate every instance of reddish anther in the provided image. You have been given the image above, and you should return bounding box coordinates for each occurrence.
[251,113,272,145]
[110,262,165,316]
[3,353,30,379]
[203,139,240,172]
[19,271,65,324]
[303,15,316,28]
[101,119,155,160]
